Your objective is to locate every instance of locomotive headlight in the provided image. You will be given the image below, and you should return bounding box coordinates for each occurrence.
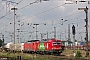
[59,47,61,49]
[52,48,54,50]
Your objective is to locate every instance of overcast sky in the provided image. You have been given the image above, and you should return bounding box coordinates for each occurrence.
[0,0,90,43]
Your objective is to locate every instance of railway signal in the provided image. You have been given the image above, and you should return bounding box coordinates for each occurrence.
[72,25,76,56]
[72,25,75,35]
[78,6,89,57]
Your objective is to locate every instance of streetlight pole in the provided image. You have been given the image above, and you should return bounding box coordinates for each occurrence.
[11,7,17,52]
[33,24,39,40]
[78,6,89,56]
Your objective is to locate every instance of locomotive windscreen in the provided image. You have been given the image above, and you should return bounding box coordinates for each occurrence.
[53,42,61,45]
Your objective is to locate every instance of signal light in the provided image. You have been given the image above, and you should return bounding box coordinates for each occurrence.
[72,25,75,35]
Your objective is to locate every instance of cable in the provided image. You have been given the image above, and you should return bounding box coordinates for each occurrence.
[0,0,4,12]
[18,1,39,10]
[20,3,65,21]
[0,0,40,20]
[0,0,2,4]
[0,0,89,29]
[19,1,85,24]
[16,1,79,22]
[14,0,24,7]
[0,11,13,19]
[38,10,83,27]
[45,13,85,31]
[50,11,83,24]
[0,0,79,20]
[0,0,24,20]
[0,6,4,12]
[28,11,84,31]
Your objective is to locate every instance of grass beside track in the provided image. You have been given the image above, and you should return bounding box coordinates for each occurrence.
[0,49,90,60]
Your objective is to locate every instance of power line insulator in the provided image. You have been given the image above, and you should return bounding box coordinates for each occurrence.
[84,37,86,40]
[76,1,77,4]
[85,25,86,27]
[84,19,87,22]
[88,1,90,4]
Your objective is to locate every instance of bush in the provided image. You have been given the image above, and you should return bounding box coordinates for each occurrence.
[75,51,82,58]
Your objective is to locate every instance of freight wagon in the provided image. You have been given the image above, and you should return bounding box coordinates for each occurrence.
[4,42,24,52]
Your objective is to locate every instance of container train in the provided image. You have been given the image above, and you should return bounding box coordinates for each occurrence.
[4,38,64,55]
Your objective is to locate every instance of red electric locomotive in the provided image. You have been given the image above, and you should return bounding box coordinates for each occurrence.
[38,38,64,55]
[23,40,40,53]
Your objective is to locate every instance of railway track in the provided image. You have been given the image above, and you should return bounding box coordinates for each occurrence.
[20,53,89,60]
[0,54,89,60]
[0,50,89,60]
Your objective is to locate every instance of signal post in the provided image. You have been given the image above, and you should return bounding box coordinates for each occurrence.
[72,25,76,56]
[78,6,89,57]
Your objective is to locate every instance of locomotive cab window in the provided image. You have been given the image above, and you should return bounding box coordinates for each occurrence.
[53,42,61,45]
[57,42,61,45]
[53,42,57,45]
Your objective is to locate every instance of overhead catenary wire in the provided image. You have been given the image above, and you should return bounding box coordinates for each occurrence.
[0,0,90,21]
[29,9,84,27]
[44,9,86,31]
[0,0,89,43]
[13,0,24,7]
[18,4,86,32]
[47,11,83,24]
[17,0,39,10]
[2,1,88,27]
[0,11,13,20]
[20,3,66,21]
[0,0,90,20]
[0,6,4,12]
[0,0,24,20]
[0,0,40,20]
[19,1,88,23]
[0,0,65,21]
[1,1,90,30]
[16,2,90,20]
[0,0,2,3]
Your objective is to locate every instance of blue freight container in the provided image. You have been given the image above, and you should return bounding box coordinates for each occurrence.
[80,42,84,45]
